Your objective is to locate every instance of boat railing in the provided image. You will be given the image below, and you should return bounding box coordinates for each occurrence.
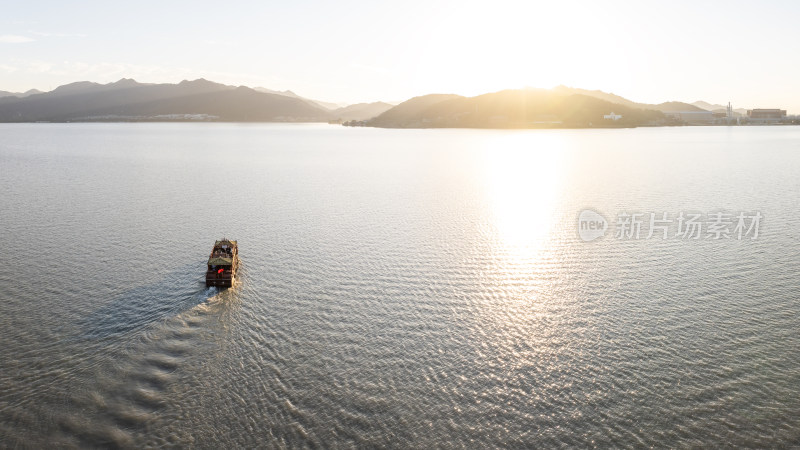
[206,272,233,279]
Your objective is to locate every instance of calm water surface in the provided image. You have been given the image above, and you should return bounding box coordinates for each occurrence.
[1,123,800,447]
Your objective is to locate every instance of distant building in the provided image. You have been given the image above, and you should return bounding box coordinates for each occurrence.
[603,112,622,121]
[747,109,787,123]
[663,111,714,124]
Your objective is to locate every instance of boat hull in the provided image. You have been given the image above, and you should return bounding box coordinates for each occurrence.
[206,275,235,288]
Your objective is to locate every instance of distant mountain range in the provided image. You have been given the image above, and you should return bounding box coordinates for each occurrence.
[0,89,44,98]
[689,100,748,117]
[0,78,751,125]
[551,86,705,112]
[547,88,749,117]
[252,87,343,111]
[0,79,326,122]
[0,79,394,122]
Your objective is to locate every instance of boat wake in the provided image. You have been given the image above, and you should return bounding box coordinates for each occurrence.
[56,280,235,446]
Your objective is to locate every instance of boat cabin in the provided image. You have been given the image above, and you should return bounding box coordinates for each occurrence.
[206,239,238,287]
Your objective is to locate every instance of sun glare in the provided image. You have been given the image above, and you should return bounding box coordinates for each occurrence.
[483,132,565,256]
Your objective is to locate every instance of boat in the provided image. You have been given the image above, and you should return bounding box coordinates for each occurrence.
[206,239,239,287]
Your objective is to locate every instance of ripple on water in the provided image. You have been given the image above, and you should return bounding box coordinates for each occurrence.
[3,125,800,447]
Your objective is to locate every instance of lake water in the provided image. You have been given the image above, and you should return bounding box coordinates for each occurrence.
[1,123,799,447]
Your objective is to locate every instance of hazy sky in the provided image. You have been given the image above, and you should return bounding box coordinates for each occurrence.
[2,0,799,111]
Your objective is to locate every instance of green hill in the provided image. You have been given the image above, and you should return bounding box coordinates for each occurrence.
[368,89,663,128]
